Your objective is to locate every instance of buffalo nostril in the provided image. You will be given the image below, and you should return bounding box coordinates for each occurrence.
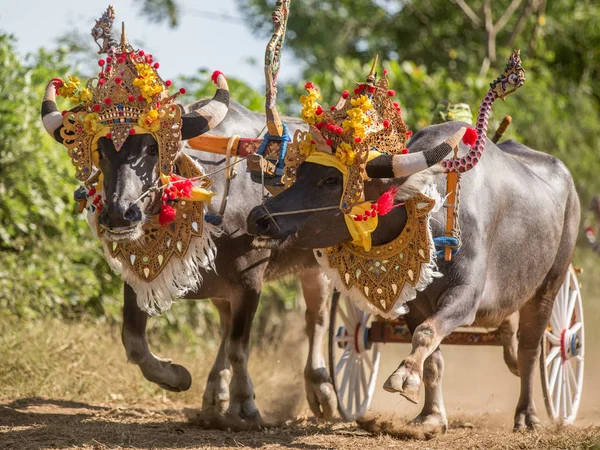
[124,206,142,223]
[256,217,271,234]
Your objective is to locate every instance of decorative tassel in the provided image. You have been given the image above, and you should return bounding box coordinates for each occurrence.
[159,204,176,226]
[211,70,225,84]
[462,127,477,148]
[375,186,399,216]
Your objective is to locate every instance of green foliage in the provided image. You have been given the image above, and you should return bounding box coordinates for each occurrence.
[0,35,121,320]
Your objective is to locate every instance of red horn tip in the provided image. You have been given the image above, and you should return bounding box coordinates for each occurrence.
[211,70,225,85]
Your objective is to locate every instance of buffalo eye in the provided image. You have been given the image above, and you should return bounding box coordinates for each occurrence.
[324,176,341,187]
[147,144,158,156]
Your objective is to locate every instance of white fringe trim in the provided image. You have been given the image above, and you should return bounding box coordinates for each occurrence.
[314,184,443,320]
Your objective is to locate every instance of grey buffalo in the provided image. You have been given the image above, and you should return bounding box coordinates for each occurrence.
[247,121,580,431]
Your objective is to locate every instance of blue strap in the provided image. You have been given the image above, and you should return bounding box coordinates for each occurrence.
[257,122,291,176]
[433,236,461,258]
[204,214,223,226]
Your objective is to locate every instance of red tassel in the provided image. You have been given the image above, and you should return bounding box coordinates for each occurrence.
[159,204,176,226]
[462,127,477,147]
[211,70,225,84]
[375,187,399,216]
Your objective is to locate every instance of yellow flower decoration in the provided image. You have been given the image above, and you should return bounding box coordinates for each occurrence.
[139,109,162,132]
[78,87,93,104]
[299,133,316,157]
[133,63,163,103]
[351,95,373,112]
[58,75,81,103]
[299,84,323,125]
[335,142,356,165]
[83,113,101,135]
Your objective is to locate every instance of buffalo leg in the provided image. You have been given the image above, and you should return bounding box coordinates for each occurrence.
[403,308,448,432]
[226,287,262,422]
[121,283,192,392]
[383,285,478,404]
[498,312,520,377]
[298,269,336,420]
[201,298,232,414]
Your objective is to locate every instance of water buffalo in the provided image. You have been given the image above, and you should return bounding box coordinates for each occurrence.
[247,121,580,431]
[42,84,336,423]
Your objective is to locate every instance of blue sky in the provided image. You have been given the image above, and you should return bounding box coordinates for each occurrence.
[0,0,302,90]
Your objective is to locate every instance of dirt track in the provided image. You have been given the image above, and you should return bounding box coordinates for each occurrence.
[1,397,599,450]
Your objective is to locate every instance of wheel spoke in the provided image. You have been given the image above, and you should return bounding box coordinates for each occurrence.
[336,346,351,376]
[569,322,582,336]
[360,361,369,395]
[337,307,354,331]
[548,357,561,397]
[345,298,358,325]
[550,306,561,337]
[545,330,560,346]
[354,367,361,414]
[564,290,577,329]
[563,364,571,419]
[348,358,357,413]
[339,350,352,405]
[362,350,374,372]
[553,364,563,415]
[545,346,560,367]
[335,334,352,344]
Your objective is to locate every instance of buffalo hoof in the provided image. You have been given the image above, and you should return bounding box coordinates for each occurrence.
[409,412,448,435]
[513,410,542,432]
[305,368,336,420]
[202,369,231,414]
[227,398,263,425]
[141,361,192,392]
[383,362,421,404]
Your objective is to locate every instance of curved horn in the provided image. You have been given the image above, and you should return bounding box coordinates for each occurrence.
[41,79,64,143]
[181,71,230,140]
[366,127,466,179]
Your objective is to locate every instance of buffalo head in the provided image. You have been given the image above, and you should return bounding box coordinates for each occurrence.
[248,127,466,249]
[41,74,230,241]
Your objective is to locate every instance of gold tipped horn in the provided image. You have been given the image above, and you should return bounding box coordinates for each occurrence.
[366,54,379,83]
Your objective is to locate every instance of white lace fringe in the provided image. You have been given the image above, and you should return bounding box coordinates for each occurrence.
[314,184,443,320]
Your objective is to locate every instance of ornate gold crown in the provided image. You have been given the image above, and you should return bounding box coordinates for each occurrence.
[283,56,410,212]
[41,6,229,183]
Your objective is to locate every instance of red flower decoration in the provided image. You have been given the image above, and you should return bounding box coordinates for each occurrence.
[388,90,396,97]
[401,148,409,154]
[304,81,315,90]
[93,104,101,112]
[159,204,176,225]
[153,62,160,69]
[98,59,105,66]
[104,97,112,105]
[165,80,172,87]
[179,88,186,94]
[341,90,350,99]
[383,120,390,128]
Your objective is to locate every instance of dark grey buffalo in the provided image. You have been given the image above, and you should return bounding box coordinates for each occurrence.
[248,121,580,431]
[42,93,336,422]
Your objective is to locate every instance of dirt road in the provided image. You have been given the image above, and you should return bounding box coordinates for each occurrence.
[1,397,599,450]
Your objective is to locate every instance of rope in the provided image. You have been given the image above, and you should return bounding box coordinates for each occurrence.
[217,135,239,217]
[433,236,461,257]
[256,122,291,174]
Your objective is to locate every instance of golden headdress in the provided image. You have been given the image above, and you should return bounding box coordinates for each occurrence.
[41,5,230,183]
[283,56,410,213]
